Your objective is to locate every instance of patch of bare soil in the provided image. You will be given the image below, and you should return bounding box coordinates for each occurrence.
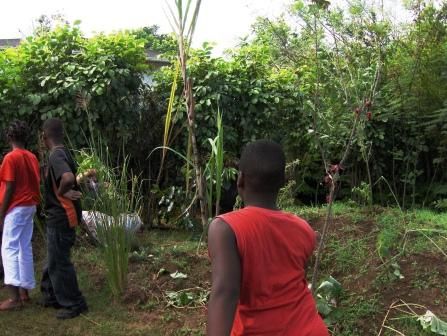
[122,241,210,333]
[381,252,447,317]
[309,213,447,335]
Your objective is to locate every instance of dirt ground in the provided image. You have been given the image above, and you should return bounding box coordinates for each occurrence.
[1,205,446,335]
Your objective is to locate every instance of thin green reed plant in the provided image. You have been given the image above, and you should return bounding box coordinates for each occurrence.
[204,110,224,217]
[94,157,143,297]
[156,60,180,186]
[76,87,142,297]
[148,110,227,226]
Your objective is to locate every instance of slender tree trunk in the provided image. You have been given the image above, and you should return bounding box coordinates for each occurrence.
[311,182,335,291]
[365,156,374,207]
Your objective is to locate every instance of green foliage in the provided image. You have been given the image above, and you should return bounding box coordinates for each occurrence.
[153,41,305,157]
[153,185,194,229]
[204,110,231,217]
[375,3,447,208]
[326,235,370,273]
[376,212,404,259]
[434,199,447,212]
[418,311,447,336]
[315,276,342,325]
[165,287,209,308]
[0,22,150,150]
[351,181,371,206]
[131,25,177,56]
[2,2,447,212]
[242,1,447,207]
[278,180,297,209]
[91,150,143,297]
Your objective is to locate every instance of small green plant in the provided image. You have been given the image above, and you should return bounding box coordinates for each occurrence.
[315,276,342,326]
[165,287,209,308]
[351,181,371,206]
[233,195,243,211]
[93,156,143,297]
[434,199,447,212]
[376,213,403,260]
[419,310,447,335]
[390,262,405,280]
[278,180,297,209]
[204,109,225,218]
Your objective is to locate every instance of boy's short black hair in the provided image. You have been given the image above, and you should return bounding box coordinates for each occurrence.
[239,140,286,193]
[42,118,64,142]
[6,120,29,145]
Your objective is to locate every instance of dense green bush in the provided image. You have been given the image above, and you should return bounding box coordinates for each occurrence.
[231,1,447,207]
[0,23,152,150]
[153,42,307,159]
[1,2,447,210]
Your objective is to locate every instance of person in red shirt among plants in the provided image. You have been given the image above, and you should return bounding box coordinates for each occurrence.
[0,120,40,310]
[207,140,329,336]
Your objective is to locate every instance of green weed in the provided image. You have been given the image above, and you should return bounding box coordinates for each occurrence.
[324,235,371,273]
[334,295,380,336]
[376,211,404,260]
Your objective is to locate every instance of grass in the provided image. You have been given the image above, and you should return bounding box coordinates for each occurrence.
[0,230,207,336]
[0,271,150,336]
[1,203,447,335]
[324,236,372,273]
[291,202,447,335]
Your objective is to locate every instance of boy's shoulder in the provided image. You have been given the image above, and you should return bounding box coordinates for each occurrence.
[3,150,16,159]
[218,207,310,229]
[4,149,36,159]
[49,147,73,163]
[2,150,20,165]
[217,207,254,220]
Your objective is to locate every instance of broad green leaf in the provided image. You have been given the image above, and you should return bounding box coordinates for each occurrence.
[418,311,447,335]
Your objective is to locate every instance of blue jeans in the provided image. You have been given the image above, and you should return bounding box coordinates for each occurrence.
[40,221,86,309]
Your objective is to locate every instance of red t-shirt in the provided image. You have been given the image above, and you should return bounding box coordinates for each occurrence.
[218,206,329,336]
[0,148,40,214]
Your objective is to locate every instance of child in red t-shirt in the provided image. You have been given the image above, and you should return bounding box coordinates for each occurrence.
[0,120,40,310]
[207,140,329,336]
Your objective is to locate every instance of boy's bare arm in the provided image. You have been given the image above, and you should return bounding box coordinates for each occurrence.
[58,172,81,200]
[0,181,15,230]
[207,218,241,336]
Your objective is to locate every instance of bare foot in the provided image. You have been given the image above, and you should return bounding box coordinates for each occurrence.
[19,288,31,303]
[0,299,23,311]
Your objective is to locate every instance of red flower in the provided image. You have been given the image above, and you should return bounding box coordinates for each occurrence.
[367,111,372,120]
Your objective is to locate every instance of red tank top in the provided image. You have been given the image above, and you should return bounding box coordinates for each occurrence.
[218,206,329,336]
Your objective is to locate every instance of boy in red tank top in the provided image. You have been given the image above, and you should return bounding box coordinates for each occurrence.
[207,140,329,336]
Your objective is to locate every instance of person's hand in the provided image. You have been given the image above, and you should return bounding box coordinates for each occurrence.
[63,190,82,201]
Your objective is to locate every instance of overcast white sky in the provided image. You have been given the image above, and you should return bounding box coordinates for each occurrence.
[0,1,415,54]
